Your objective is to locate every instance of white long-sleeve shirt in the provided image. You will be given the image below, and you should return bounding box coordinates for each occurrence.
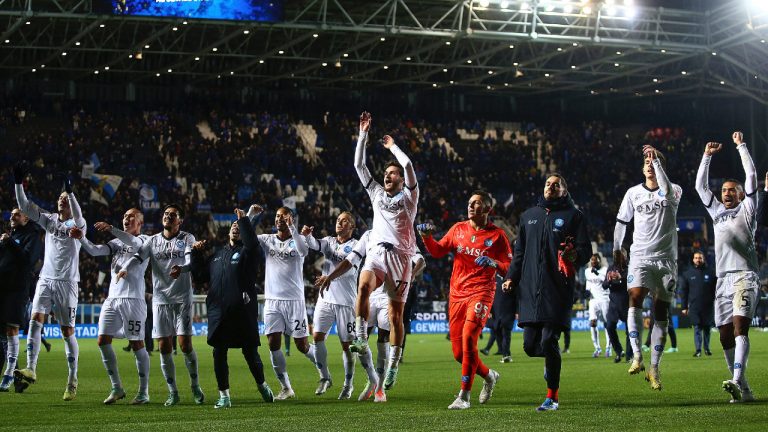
[79,227,149,299]
[258,225,308,301]
[306,234,359,307]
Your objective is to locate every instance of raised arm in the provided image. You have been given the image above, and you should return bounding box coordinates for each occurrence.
[384,135,417,190]
[238,211,257,251]
[418,223,453,259]
[64,176,86,229]
[695,144,717,209]
[734,132,757,197]
[14,181,43,223]
[354,111,375,188]
[108,226,144,249]
[289,221,308,257]
[78,235,112,257]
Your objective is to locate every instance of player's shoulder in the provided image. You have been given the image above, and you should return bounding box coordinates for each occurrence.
[178,230,195,241]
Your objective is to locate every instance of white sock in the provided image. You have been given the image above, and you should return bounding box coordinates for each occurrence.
[355,317,368,340]
[63,334,79,384]
[650,320,668,367]
[3,335,19,377]
[627,307,643,360]
[26,320,43,371]
[358,348,379,386]
[270,349,291,390]
[314,341,331,380]
[388,345,402,371]
[160,352,178,393]
[376,342,388,392]
[219,389,230,398]
[99,344,121,389]
[342,349,356,387]
[733,335,749,385]
[459,389,470,402]
[303,343,317,368]
[590,327,600,350]
[133,347,150,394]
[724,347,735,374]
[183,350,200,387]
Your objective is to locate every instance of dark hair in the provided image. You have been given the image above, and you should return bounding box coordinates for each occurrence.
[276,206,294,216]
[545,173,567,190]
[692,250,705,257]
[591,253,601,260]
[470,190,493,208]
[385,161,403,177]
[722,178,744,193]
[163,203,183,218]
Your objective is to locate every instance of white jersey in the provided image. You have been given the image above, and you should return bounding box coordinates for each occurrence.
[355,131,419,254]
[346,230,389,300]
[308,235,359,307]
[584,266,609,303]
[615,178,682,260]
[257,230,308,301]
[695,145,759,277]
[134,231,195,304]
[37,212,84,282]
[80,230,149,299]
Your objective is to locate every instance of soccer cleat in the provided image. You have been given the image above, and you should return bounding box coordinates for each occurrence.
[130,393,150,405]
[383,367,399,390]
[13,378,29,393]
[192,385,205,405]
[275,387,295,401]
[645,367,662,391]
[605,347,612,358]
[536,398,559,411]
[664,347,678,353]
[214,396,231,409]
[693,351,701,358]
[103,387,126,405]
[732,388,755,403]
[338,385,353,400]
[315,378,332,395]
[0,375,13,392]
[561,348,570,354]
[448,397,470,410]
[258,383,274,403]
[63,383,78,401]
[614,351,624,364]
[479,369,499,404]
[14,368,36,384]
[358,381,375,401]
[500,356,513,363]
[592,348,602,358]
[479,348,490,356]
[628,357,645,375]
[373,389,387,403]
[43,340,52,352]
[722,380,742,402]
[164,391,180,407]
[349,338,369,354]
[704,350,713,356]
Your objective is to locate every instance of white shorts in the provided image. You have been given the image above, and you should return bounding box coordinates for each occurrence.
[362,245,413,302]
[264,299,309,338]
[627,258,677,303]
[368,289,390,331]
[31,278,78,327]
[153,302,193,338]
[99,298,147,341]
[715,271,759,327]
[313,300,355,342]
[588,299,610,322]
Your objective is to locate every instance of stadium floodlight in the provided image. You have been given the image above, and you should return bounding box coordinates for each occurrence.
[583,5,593,14]
[748,0,768,11]
[521,2,531,12]
[75,42,81,46]
[32,68,36,72]
[343,53,349,57]
[443,68,448,72]
[478,0,490,8]
[500,1,510,8]
[564,1,574,13]
[543,0,556,12]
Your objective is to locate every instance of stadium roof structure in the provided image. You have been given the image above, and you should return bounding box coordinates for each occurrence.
[1,0,767,105]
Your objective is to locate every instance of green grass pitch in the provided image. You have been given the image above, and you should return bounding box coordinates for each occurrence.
[1,329,765,431]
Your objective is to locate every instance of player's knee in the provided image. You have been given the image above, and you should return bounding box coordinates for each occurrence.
[590,320,597,327]
[61,326,74,338]
[313,332,326,342]
[97,335,111,346]
[377,329,389,344]
[130,340,144,351]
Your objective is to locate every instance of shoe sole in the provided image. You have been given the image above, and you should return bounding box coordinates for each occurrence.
[130,399,150,405]
[722,381,741,401]
[13,370,36,384]
[104,393,127,405]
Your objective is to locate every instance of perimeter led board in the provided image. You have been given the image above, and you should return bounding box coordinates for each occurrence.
[102,0,283,22]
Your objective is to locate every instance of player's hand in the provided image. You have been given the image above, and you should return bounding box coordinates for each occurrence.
[764,171,768,189]
[607,269,621,281]
[315,275,331,294]
[732,131,743,146]
[704,142,722,156]
[68,226,84,239]
[502,279,516,293]
[681,309,688,316]
[234,208,245,219]
[475,256,498,269]
[243,292,251,305]
[192,240,208,251]
[12,163,26,184]
[416,223,435,236]
[359,111,372,132]
[62,174,73,194]
[94,222,112,232]
[642,144,658,160]
[247,204,264,218]
[0,233,9,243]
[170,265,182,279]
[382,135,395,149]
[612,250,626,269]
[301,225,314,236]
[116,270,128,281]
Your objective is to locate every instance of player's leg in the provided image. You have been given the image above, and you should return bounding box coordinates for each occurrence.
[241,345,273,403]
[176,302,203,403]
[97,299,125,404]
[447,299,468,408]
[464,300,498,407]
[311,302,333,394]
[290,300,316,367]
[724,272,759,401]
[499,322,513,362]
[352,270,380,352]
[693,325,703,356]
[265,300,293,399]
[122,298,149,404]
[0,325,19,391]
[336,305,356,400]
[55,281,79,401]
[383,299,405,390]
[155,304,180,406]
[605,319,623,363]
[374,327,390,400]
[627,285,649,373]
[17,279,50,385]
[212,346,231,408]
[588,301,601,356]
[538,325,562,411]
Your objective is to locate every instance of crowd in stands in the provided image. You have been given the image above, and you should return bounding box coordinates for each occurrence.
[2,102,768,322]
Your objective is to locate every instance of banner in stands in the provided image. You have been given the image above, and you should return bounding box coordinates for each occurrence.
[139,183,160,211]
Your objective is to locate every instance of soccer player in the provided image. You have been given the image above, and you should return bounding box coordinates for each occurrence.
[0,209,42,392]
[253,206,317,400]
[503,174,591,411]
[694,132,759,402]
[584,253,610,358]
[119,204,203,406]
[301,212,360,399]
[679,251,716,357]
[191,209,274,408]
[603,250,632,363]
[351,111,419,391]
[13,166,85,400]
[417,190,512,410]
[69,209,151,404]
[613,145,682,391]
[315,229,392,403]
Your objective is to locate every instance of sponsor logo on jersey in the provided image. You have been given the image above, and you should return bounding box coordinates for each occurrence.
[378,197,405,213]
[269,249,298,259]
[554,218,564,227]
[634,200,669,214]
[456,245,484,257]
[528,219,538,224]
[484,239,493,247]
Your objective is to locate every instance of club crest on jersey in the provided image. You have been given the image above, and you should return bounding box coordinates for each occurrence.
[554,218,564,228]
[64,219,75,228]
[343,245,353,253]
[627,275,635,283]
[176,240,185,249]
[231,252,240,263]
[484,239,493,247]
[289,240,295,248]
[658,190,666,197]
